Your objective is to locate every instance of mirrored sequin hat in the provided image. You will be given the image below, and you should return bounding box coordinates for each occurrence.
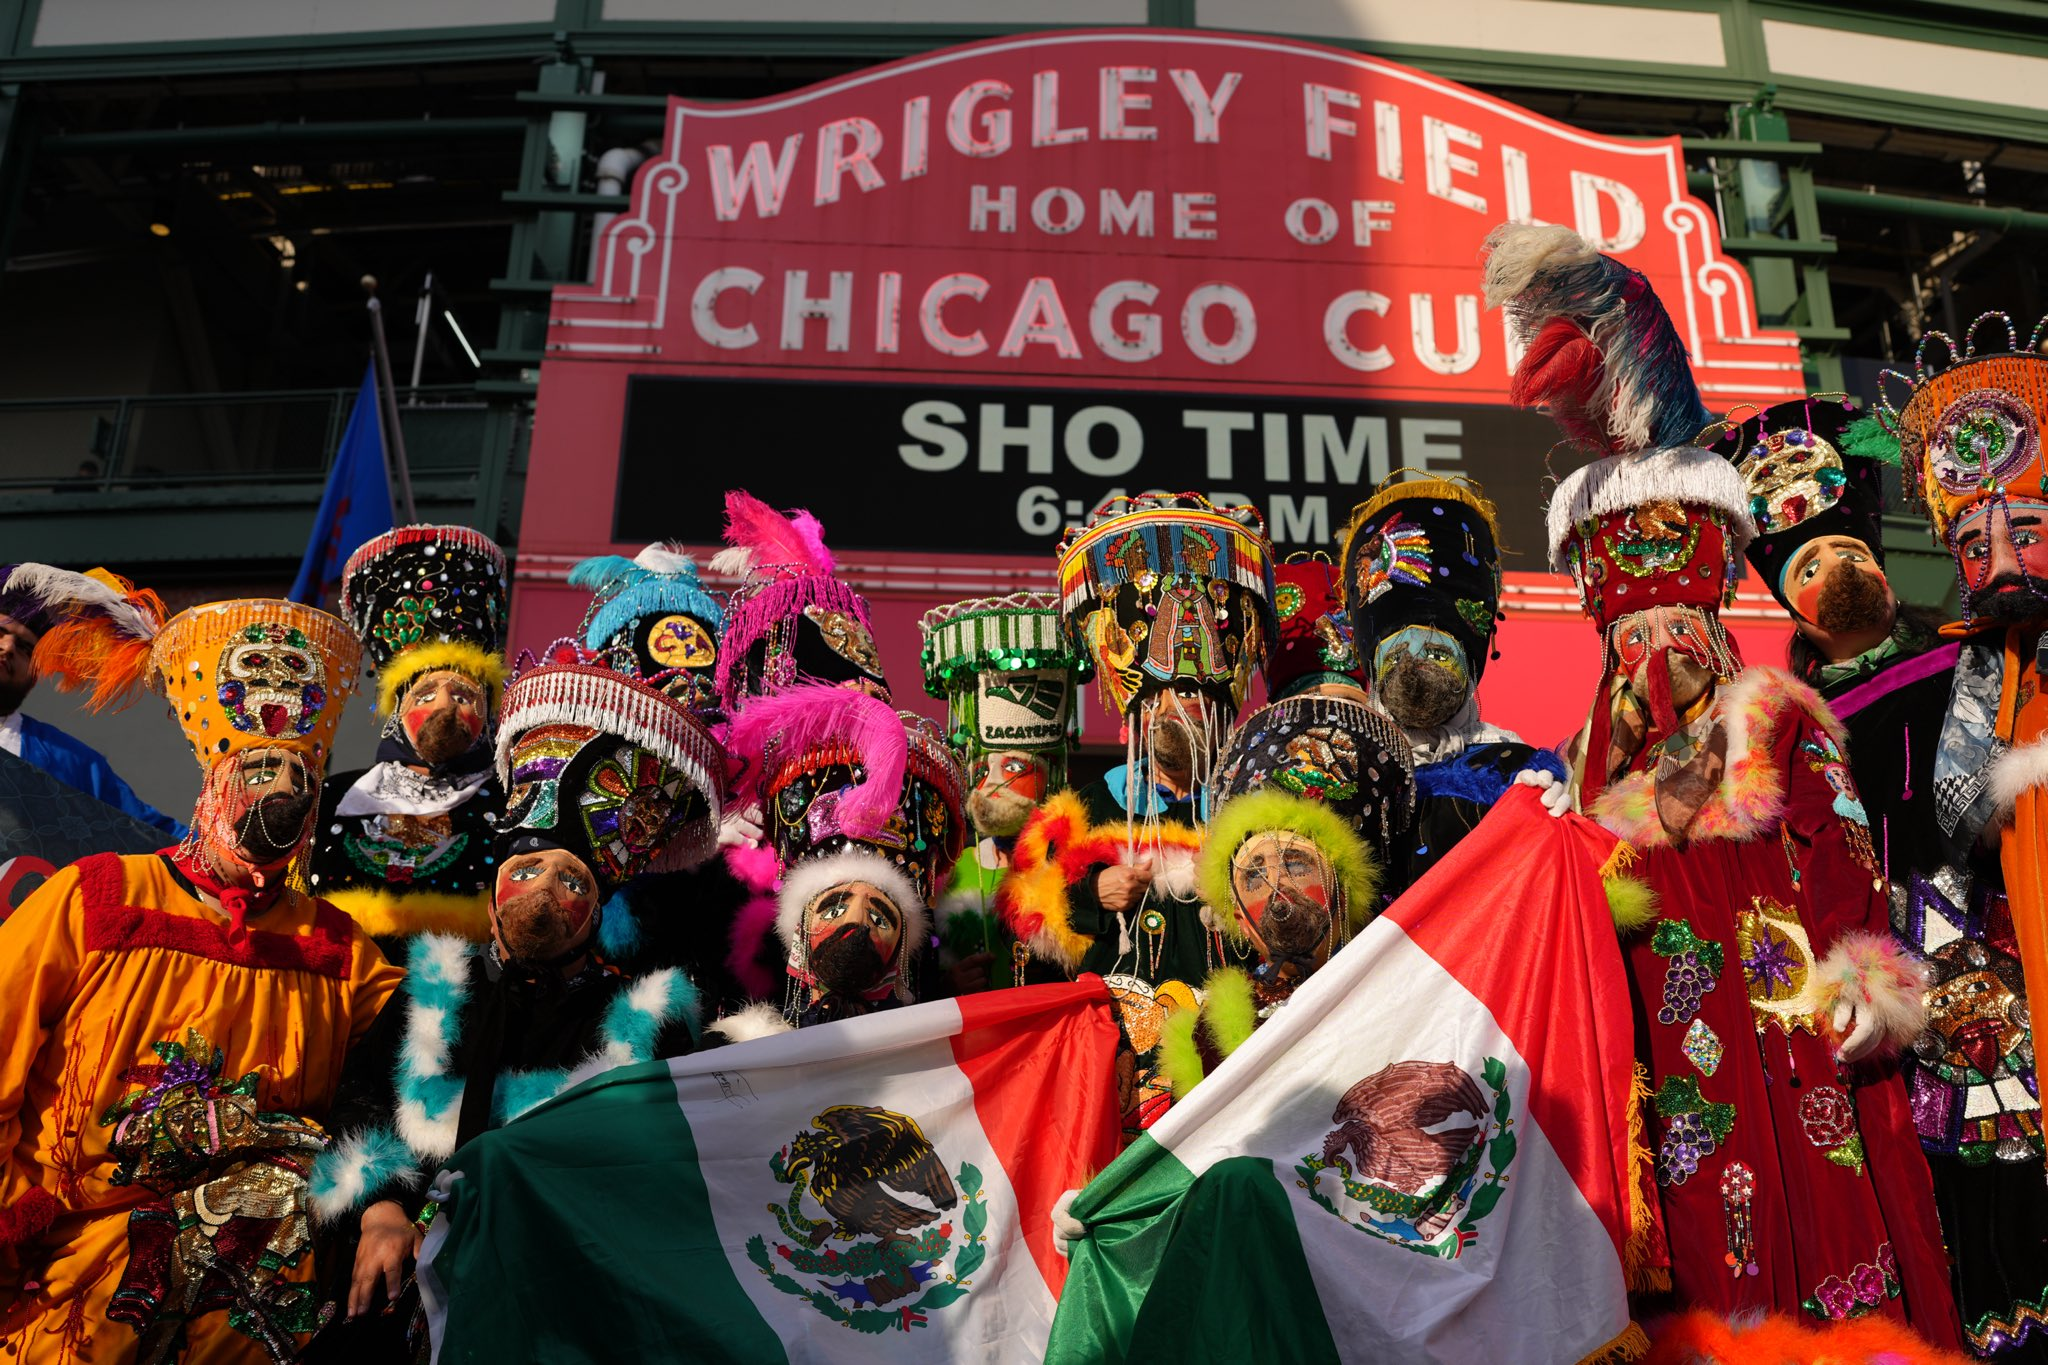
[493,661,726,893]
[1055,492,1277,721]
[1339,475,1505,681]
[340,523,509,716]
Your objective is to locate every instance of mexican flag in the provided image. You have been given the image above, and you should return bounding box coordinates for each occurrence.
[418,980,1123,1363]
[1049,786,1646,1365]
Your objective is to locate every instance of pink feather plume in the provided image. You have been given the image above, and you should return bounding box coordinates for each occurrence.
[727,683,906,841]
[713,489,835,579]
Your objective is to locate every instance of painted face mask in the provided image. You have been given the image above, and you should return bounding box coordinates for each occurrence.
[1953,498,2048,623]
[1373,626,1470,732]
[804,881,905,996]
[966,750,1049,839]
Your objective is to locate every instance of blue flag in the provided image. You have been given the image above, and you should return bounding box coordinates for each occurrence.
[289,361,395,605]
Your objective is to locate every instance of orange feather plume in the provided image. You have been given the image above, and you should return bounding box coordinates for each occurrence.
[26,567,167,711]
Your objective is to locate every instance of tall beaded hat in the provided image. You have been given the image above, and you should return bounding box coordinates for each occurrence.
[493,660,726,888]
[710,489,888,711]
[23,565,361,776]
[1339,474,1507,681]
[919,592,1088,787]
[1482,223,1756,635]
[1701,396,1895,613]
[1265,557,1364,699]
[1877,313,2048,543]
[1054,492,1278,722]
[568,542,726,713]
[730,683,967,907]
[340,523,509,716]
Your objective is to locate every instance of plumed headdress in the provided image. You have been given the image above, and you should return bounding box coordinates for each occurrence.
[729,683,965,905]
[919,592,1087,780]
[570,543,726,710]
[26,565,359,774]
[340,524,508,716]
[711,490,887,710]
[1339,475,1506,681]
[1483,223,1754,630]
[1701,396,1892,612]
[1265,558,1364,700]
[1055,492,1277,720]
[0,565,61,638]
[494,661,726,893]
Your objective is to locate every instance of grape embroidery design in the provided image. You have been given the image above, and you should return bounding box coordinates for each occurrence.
[1652,919,1725,1027]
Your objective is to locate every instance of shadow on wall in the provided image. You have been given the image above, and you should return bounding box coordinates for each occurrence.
[19,674,387,821]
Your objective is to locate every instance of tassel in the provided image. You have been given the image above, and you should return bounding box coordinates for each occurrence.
[1598,839,1639,879]
[1574,1321,1650,1365]
[1623,1060,1668,1294]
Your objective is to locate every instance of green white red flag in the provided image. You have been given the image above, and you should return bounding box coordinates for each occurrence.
[1048,786,1646,1364]
[418,980,1123,1362]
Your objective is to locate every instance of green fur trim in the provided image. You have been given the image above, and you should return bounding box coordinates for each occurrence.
[1197,788,1381,942]
[1841,413,1902,468]
[1201,966,1258,1059]
[1603,873,1660,936]
[1157,1009,1205,1100]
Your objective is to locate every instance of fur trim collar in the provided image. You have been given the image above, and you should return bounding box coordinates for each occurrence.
[1989,736,2048,814]
[392,933,696,1164]
[705,1000,793,1046]
[1587,667,1840,848]
[1545,447,1757,570]
[774,849,928,1004]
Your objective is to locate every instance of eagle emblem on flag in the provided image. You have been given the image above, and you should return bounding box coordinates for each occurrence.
[746,1104,989,1334]
[1292,1057,1517,1259]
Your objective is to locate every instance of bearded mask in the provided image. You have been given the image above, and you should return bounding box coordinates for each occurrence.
[776,851,929,1005]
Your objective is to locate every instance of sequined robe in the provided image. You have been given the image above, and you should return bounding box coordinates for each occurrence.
[0,854,401,1364]
[1570,666,1961,1343]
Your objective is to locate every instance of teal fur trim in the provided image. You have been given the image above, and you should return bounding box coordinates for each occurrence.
[308,1124,416,1221]
[597,889,642,959]
[1842,413,1902,467]
[396,934,473,1135]
[1201,966,1258,1058]
[1197,787,1381,942]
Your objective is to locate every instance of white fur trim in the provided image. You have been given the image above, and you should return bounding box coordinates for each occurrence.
[1989,737,2048,814]
[1544,447,1757,570]
[1152,847,1200,900]
[395,1094,461,1164]
[707,1001,794,1045]
[774,848,930,1004]
[309,1128,419,1223]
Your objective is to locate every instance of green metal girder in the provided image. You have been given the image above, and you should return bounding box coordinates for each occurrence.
[1812,185,2048,234]
[40,117,526,153]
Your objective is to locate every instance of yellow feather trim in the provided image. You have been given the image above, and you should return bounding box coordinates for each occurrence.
[320,886,493,942]
[372,639,508,716]
[1200,966,1258,1058]
[1622,1060,1665,1295]
[1000,790,1099,971]
[1603,873,1660,936]
[1157,1008,1205,1100]
[1573,1321,1649,1365]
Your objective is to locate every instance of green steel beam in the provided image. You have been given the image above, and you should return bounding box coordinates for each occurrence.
[40,117,526,153]
[1811,185,2048,235]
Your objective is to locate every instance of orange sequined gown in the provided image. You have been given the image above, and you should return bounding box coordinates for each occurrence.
[0,854,401,1364]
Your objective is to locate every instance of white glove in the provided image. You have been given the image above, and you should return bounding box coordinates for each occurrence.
[1832,998,1883,1064]
[1512,767,1573,818]
[1051,1189,1084,1259]
[718,802,765,849]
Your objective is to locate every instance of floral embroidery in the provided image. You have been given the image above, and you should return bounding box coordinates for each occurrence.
[1651,919,1723,1026]
[1803,1242,1901,1321]
[1799,1085,1867,1175]
[1655,1075,1735,1186]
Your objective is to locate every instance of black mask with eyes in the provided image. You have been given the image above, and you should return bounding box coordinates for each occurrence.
[810,922,890,994]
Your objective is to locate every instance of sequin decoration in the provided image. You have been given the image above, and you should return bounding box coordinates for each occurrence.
[1737,424,1849,534]
[801,604,883,675]
[1929,389,2039,497]
[1655,1075,1736,1186]
[1652,919,1724,1026]
[1799,729,1882,882]
[1736,896,1821,1037]
[576,742,690,886]
[1354,515,1432,604]
[1802,1243,1901,1322]
[1683,1017,1725,1077]
[1799,1085,1867,1175]
[1720,1162,1759,1277]
[1274,582,1306,621]
[1603,503,1703,578]
[100,1029,332,1360]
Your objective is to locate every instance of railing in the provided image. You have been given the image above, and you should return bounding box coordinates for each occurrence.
[0,384,490,491]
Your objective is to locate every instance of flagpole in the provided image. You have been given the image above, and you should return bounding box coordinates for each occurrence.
[363,274,418,523]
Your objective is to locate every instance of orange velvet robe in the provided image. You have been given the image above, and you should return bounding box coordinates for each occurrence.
[0,853,401,1364]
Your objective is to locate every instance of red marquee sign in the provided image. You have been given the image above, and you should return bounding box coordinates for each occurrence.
[512,29,1804,747]
[547,29,1799,400]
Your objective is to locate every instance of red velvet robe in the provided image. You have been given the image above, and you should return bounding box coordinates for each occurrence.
[1577,666,1963,1344]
